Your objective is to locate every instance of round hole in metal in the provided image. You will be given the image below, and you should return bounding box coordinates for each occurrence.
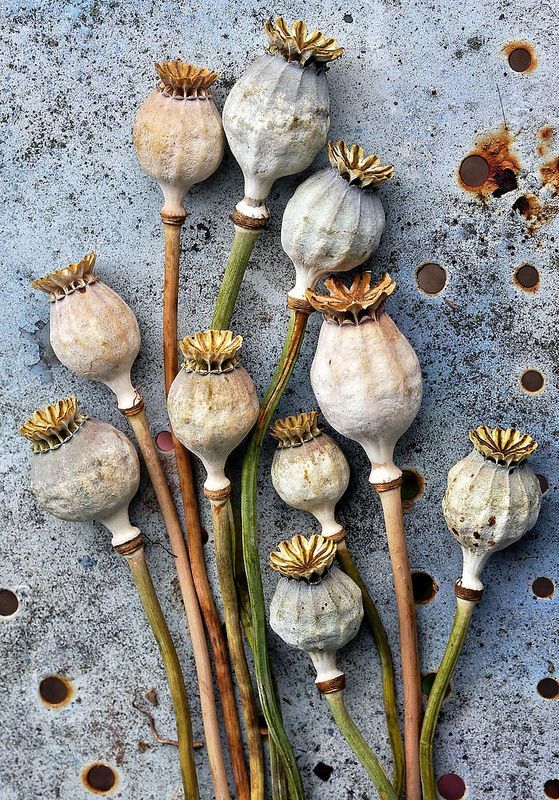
[416,262,447,295]
[412,571,438,604]
[537,677,559,700]
[520,369,545,394]
[536,474,549,494]
[421,672,451,700]
[437,773,466,800]
[401,468,424,509]
[0,589,19,617]
[514,263,540,292]
[39,675,72,707]
[83,764,117,795]
[156,430,175,451]
[545,780,559,799]
[532,577,555,599]
[508,47,532,72]
[459,155,490,187]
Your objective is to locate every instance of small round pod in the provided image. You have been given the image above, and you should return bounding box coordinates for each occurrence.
[443,426,542,594]
[133,61,224,220]
[283,141,394,299]
[269,534,363,690]
[167,330,260,492]
[19,397,141,547]
[307,273,423,485]
[222,18,344,221]
[270,411,349,536]
[32,253,141,411]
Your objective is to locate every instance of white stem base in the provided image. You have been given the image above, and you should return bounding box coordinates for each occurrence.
[100,505,141,547]
[308,650,343,685]
[104,369,139,411]
[460,546,490,592]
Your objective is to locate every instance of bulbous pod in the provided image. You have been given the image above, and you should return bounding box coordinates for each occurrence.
[270,411,349,536]
[269,534,363,684]
[19,398,141,547]
[308,273,422,485]
[222,18,344,220]
[168,331,259,491]
[282,141,394,299]
[443,426,542,592]
[32,254,141,410]
[133,61,224,219]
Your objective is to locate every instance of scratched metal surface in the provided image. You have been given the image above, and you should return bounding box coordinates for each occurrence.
[1,0,558,798]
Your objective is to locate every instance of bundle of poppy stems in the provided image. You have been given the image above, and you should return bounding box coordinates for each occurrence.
[19,18,544,800]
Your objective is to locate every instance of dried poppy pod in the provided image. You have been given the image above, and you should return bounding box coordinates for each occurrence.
[283,141,394,299]
[19,397,140,547]
[269,534,363,690]
[167,330,259,492]
[307,272,423,485]
[133,60,224,221]
[32,253,141,411]
[222,17,344,221]
[443,426,542,594]
[270,411,349,536]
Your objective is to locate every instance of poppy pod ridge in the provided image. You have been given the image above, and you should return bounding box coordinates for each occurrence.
[32,253,141,411]
[19,397,199,800]
[282,141,394,300]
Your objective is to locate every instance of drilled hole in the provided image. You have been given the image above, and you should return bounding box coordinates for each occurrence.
[437,773,467,800]
[514,263,540,292]
[0,589,19,617]
[412,571,438,604]
[520,369,545,394]
[545,780,559,799]
[401,469,424,509]
[83,764,117,795]
[421,672,451,700]
[532,577,555,599]
[416,262,447,295]
[537,677,559,700]
[156,430,175,451]
[313,762,334,781]
[508,47,532,72]
[459,155,490,187]
[536,474,549,494]
[39,675,72,708]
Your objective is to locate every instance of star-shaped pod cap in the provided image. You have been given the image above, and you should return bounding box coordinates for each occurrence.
[32,253,98,301]
[306,272,396,325]
[469,425,538,466]
[19,396,88,453]
[179,330,243,374]
[328,141,394,189]
[270,411,322,448]
[270,533,337,581]
[155,60,219,98]
[264,18,344,66]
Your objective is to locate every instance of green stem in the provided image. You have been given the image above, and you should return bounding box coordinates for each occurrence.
[212,228,262,329]
[125,546,199,800]
[325,690,398,800]
[241,308,310,800]
[419,598,477,800]
[336,541,405,799]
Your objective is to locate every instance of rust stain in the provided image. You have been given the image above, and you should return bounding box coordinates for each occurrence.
[502,41,538,73]
[512,192,559,235]
[536,125,554,156]
[540,155,559,195]
[458,125,521,198]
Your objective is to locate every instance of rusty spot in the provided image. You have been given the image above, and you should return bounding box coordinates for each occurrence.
[81,764,118,795]
[513,263,540,293]
[512,193,559,234]
[540,155,559,195]
[39,674,74,709]
[488,516,496,527]
[502,41,538,73]
[458,125,521,198]
[537,126,554,156]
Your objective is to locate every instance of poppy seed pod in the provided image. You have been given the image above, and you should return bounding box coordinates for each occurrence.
[307,273,423,485]
[270,411,349,536]
[19,397,141,547]
[269,534,363,687]
[222,18,344,221]
[133,60,224,219]
[283,141,394,299]
[443,426,542,593]
[167,330,260,492]
[32,253,141,411]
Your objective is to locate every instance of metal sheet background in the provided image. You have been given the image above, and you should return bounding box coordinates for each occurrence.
[1,1,558,798]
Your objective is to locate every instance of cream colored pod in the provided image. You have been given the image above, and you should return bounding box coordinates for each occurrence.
[270,411,349,537]
[269,534,363,690]
[443,425,542,594]
[167,330,260,492]
[222,18,344,221]
[307,272,423,485]
[133,60,225,220]
[283,141,394,299]
[19,397,141,547]
[32,253,141,411]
